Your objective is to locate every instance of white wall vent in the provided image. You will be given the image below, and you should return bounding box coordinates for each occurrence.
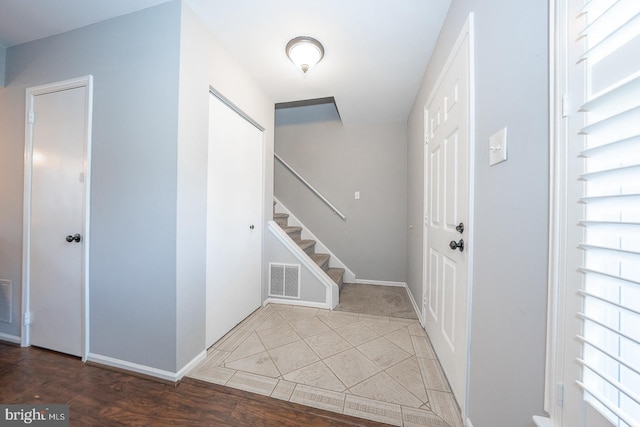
[0,279,12,323]
[269,263,300,299]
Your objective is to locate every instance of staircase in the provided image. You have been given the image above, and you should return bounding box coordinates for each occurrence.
[273,207,345,292]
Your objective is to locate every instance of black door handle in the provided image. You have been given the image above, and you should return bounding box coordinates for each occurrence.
[449,239,464,252]
[65,234,81,243]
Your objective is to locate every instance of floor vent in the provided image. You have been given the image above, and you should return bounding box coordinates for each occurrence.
[0,280,12,323]
[269,263,300,299]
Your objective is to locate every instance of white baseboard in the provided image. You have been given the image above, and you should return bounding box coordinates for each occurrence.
[263,298,332,310]
[404,284,422,322]
[177,351,208,380]
[87,350,206,382]
[354,279,408,287]
[465,418,474,427]
[533,416,552,427]
[0,332,21,344]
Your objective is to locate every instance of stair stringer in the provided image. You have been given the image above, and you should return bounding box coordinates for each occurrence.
[273,197,356,283]
[267,221,339,309]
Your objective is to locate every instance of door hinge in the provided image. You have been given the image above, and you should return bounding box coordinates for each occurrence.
[561,94,569,118]
[28,110,35,124]
[557,383,564,407]
[23,311,31,326]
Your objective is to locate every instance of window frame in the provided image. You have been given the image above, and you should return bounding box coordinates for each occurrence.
[546,0,640,425]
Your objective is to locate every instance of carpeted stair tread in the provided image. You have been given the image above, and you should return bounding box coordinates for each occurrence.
[283,226,302,241]
[310,253,330,271]
[297,239,316,254]
[274,212,289,227]
[274,207,345,295]
[327,268,345,289]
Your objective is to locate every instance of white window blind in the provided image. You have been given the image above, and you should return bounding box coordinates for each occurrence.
[574,0,640,425]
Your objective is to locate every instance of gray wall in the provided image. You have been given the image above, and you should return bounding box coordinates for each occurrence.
[407,1,549,425]
[0,46,5,87]
[0,3,182,371]
[275,120,407,283]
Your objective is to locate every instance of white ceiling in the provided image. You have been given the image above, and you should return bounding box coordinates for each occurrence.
[0,0,451,123]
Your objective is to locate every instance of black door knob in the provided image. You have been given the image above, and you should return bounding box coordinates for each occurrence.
[449,239,464,252]
[65,234,81,243]
[456,223,465,234]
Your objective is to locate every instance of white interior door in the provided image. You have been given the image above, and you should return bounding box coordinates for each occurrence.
[25,78,92,358]
[206,93,263,349]
[423,19,473,414]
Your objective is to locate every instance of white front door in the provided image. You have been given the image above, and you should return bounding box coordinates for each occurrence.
[206,93,263,349]
[24,77,92,358]
[423,18,473,414]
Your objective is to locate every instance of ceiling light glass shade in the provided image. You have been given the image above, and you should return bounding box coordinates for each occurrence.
[286,36,324,73]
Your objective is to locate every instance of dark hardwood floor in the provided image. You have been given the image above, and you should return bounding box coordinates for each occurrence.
[0,343,389,426]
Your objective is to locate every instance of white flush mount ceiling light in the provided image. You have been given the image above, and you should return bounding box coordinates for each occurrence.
[286,36,324,74]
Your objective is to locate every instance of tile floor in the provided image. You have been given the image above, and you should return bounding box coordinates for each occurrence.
[188,303,463,427]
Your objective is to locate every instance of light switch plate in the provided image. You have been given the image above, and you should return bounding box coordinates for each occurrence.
[489,127,508,166]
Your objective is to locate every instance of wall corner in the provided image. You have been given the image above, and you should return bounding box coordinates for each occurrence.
[0,46,6,87]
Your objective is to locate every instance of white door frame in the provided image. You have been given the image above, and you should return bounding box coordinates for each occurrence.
[421,13,475,419]
[22,75,93,360]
